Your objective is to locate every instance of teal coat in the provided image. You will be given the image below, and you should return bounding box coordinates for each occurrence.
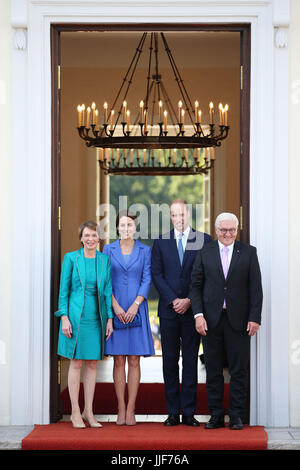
[55,248,113,359]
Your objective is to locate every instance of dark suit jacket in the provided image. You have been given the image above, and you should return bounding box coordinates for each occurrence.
[190,240,263,331]
[151,228,212,319]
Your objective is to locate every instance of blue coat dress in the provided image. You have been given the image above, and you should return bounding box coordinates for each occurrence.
[103,239,155,357]
[55,248,113,360]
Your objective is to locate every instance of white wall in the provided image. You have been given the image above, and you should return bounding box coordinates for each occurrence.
[0,0,12,425]
[289,0,300,427]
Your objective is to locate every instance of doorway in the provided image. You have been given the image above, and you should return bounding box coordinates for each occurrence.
[50,24,250,422]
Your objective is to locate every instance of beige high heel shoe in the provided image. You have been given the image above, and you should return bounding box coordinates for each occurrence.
[125,410,136,426]
[71,415,86,429]
[82,411,102,428]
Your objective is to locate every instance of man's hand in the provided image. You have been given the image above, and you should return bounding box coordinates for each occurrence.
[195,316,208,336]
[247,321,260,336]
[172,298,191,315]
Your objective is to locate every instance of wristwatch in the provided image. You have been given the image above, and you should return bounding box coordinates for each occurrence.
[134,300,140,306]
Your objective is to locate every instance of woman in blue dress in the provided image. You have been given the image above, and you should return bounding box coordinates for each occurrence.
[103,211,155,425]
[55,221,113,429]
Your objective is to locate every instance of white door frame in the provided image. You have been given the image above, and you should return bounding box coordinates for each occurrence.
[10,0,290,426]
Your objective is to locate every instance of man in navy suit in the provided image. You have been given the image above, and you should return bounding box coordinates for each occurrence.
[151,199,212,426]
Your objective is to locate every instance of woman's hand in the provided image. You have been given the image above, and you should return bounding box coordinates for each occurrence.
[112,296,127,323]
[62,316,72,338]
[114,307,127,323]
[106,318,113,340]
[125,302,139,323]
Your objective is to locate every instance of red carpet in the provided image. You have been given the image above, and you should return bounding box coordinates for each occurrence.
[22,421,267,450]
[60,383,229,415]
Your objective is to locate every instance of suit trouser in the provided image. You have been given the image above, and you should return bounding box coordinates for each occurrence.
[160,313,200,416]
[202,309,250,418]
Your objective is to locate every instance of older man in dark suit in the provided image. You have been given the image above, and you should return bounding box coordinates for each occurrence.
[190,212,263,430]
[151,199,212,426]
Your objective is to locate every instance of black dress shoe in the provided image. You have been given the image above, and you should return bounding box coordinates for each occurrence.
[164,414,180,426]
[182,415,200,426]
[229,416,243,430]
[204,415,225,429]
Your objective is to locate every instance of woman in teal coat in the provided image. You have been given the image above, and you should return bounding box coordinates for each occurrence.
[55,220,113,429]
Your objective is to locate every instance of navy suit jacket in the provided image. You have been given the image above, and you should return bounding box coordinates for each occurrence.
[151,228,212,319]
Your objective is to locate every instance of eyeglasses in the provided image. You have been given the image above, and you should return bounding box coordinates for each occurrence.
[217,228,237,235]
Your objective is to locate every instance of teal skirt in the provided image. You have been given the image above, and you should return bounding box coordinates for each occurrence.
[74,287,101,360]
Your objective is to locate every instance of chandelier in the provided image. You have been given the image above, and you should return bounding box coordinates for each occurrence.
[76,32,230,175]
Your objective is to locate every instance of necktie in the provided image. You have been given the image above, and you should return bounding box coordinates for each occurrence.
[221,246,229,307]
[177,233,184,265]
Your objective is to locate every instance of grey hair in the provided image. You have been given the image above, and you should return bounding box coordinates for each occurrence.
[215,212,239,229]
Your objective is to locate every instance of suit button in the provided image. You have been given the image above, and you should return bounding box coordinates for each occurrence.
[224,287,227,290]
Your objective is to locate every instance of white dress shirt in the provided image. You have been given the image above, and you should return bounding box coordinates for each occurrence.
[174,225,190,251]
[194,240,235,318]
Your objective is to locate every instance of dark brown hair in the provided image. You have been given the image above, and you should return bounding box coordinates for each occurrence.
[116,210,137,236]
[78,220,98,242]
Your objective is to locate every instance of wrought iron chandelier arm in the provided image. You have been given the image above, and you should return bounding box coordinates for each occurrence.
[114,33,147,131]
[160,33,195,131]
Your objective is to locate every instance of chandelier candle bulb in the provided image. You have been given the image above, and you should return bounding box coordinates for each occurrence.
[95,109,99,129]
[219,103,223,125]
[178,100,183,122]
[181,109,185,130]
[209,102,214,124]
[144,110,148,134]
[210,147,215,160]
[91,102,96,124]
[103,102,108,124]
[140,101,144,122]
[173,148,177,165]
[81,104,85,127]
[77,105,81,127]
[158,100,163,121]
[123,101,127,121]
[110,110,115,131]
[195,100,199,122]
[198,110,202,124]
[126,110,130,132]
[224,104,229,126]
[116,148,120,163]
[164,110,168,132]
[86,106,91,128]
